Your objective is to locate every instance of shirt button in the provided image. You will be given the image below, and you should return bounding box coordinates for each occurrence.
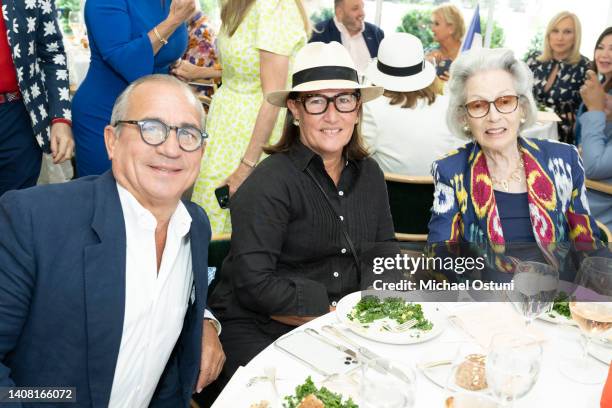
[338,191,344,197]
[341,248,347,254]
[339,215,344,221]
[333,271,340,278]
[331,301,338,307]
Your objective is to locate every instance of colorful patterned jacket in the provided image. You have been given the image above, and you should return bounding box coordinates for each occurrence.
[427,137,600,271]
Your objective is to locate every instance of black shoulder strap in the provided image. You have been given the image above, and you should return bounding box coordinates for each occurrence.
[305,168,361,274]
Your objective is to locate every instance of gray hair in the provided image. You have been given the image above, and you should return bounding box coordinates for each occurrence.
[446,48,537,139]
[110,74,206,134]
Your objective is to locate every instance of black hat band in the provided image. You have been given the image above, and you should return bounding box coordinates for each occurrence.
[377,59,425,77]
[292,66,359,87]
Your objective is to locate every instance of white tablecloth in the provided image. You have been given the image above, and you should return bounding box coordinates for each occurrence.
[212,303,605,408]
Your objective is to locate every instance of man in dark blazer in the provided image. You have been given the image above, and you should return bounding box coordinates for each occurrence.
[310,0,384,73]
[0,75,224,407]
[1,0,74,195]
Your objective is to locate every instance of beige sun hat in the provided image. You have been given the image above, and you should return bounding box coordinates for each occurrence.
[266,41,383,107]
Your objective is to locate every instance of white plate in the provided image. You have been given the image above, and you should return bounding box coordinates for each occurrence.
[538,310,576,325]
[335,291,445,345]
[588,341,612,365]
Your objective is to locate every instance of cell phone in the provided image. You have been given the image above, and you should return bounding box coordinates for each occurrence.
[436,59,452,77]
[214,184,230,209]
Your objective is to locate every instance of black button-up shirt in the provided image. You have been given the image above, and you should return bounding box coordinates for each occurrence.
[209,141,395,326]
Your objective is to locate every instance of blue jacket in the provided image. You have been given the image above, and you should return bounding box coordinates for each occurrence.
[428,138,600,271]
[309,18,384,58]
[3,0,72,153]
[0,171,211,407]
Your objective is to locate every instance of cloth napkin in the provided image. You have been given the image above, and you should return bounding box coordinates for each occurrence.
[450,303,547,347]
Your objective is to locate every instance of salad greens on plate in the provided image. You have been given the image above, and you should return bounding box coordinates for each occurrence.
[346,295,433,331]
[283,377,358,408]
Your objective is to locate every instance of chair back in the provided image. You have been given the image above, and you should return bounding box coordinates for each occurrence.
[208,233,231,295]
[384,173,434,242]
[596,220,611,245]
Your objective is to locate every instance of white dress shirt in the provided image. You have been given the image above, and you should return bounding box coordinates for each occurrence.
[108,185,194,408]
[334,17,371,75]
[362,94,468,176]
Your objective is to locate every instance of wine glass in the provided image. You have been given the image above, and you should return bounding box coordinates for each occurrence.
[559,257,612,384]
[507,261,559,325]
[486,333,543,407]
[444,343,500,408]
[359,357,416,408]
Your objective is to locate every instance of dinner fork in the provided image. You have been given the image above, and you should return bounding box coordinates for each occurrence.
[382,318,418,332]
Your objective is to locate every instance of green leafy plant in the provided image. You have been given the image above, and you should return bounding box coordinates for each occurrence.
[524,29,544,60]
[396,9,434,50]
[56,0,80,34]
[480,18,505,48]
[310,7,334,25]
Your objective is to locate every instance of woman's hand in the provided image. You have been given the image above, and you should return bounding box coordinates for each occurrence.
[224,162,255,197]
[171,60,221,82]
[167,0,196,26]
[271,315,318,326]
[581,70,606,112]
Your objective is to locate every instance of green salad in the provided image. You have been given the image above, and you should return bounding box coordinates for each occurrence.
[283,377,358,408]
[347,295,433,331]
[550,291,570,318]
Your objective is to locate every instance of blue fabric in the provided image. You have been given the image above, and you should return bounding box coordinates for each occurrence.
[309,18,384,58]
[0,171,211,407]
[579,107,612,231]
[2,0,72,153]
[72,0,188,177]
[494,191,536,242]
[0,101,41,197]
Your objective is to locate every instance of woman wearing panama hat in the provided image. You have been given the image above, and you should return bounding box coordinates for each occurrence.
[362,32,466,176]
[206,41,395,385]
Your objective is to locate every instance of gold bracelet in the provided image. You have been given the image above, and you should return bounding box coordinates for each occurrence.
[240,156,257,169]
[153,27,168,46]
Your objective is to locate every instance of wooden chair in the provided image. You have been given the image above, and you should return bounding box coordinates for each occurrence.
[208,233,231,295]
[586,179,612,195]
[596,220,611,245]
[384,173,434,243]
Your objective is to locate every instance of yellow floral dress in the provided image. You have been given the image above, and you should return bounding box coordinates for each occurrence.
[191,0,307,234]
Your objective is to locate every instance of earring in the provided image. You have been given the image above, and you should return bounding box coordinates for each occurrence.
[293,118,300,126]
[520,117,526,124]
[462,124,470,133]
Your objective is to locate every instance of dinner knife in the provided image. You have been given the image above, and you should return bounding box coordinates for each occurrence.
[321,325,415,385]
[304,328,359,360]
[321,325,381,361]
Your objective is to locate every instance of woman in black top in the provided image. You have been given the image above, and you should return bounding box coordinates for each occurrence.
[206,41,394,388]
[525,11,590,144]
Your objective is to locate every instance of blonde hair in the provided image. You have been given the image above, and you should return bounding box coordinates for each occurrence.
[432,4,465,43]
[221,0,310,37]
[539,11,582,64]
[382,78,443,109]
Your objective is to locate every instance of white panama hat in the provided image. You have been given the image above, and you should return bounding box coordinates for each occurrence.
[266,41,383,107]
[365,32,436,92]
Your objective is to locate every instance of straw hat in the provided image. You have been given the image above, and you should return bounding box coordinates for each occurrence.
[365,32,436,92]
[266,41,383,107]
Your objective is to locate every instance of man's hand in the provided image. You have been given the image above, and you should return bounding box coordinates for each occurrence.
[580,70,606,112]
[195,319,225,393]
[50,122,75,164]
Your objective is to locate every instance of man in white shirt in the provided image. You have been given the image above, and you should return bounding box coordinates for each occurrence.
[310,0,385,74]
[0,74,224,407]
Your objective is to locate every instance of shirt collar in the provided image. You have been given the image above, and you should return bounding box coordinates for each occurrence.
[333,16,365,37]
[287,140,359,173]
[116,183,192,238]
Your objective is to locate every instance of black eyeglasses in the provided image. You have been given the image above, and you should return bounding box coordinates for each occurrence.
[294,91,361,115]
[114,119,207,152]
[464,95,520,118]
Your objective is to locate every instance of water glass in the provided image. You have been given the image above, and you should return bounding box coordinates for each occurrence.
[360,358,416,408]
[486,333,542,407]
[508,261,558,325]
